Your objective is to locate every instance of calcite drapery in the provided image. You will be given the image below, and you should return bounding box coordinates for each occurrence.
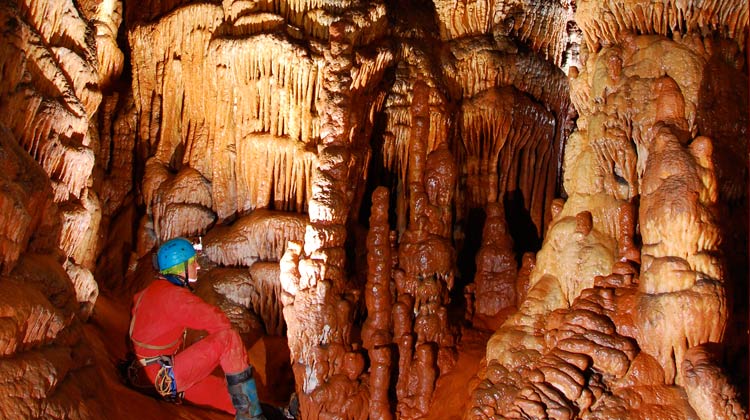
[202,209,307,268]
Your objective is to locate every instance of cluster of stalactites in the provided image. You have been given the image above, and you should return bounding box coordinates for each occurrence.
[460,87,555,222]
[577,0,748,54]
[438,33,570,237]
[380,45,453,211]
[208,33,322,218]
[432,0,575,67]
[130,5,391,221]
[211,34,321,144]
[222,0,389,46]
[441,36,571,116]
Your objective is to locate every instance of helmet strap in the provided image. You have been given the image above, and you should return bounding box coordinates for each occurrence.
[182,261,194,291]
[163,274,187,287]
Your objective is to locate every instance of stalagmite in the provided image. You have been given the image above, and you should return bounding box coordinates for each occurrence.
[362,187,394,420]
[467,202,516,331]
[389,80,458,419]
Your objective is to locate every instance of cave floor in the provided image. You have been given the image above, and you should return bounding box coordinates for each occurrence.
[83,292,491,420]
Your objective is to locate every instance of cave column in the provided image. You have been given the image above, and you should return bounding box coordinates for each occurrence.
[280,21,368,420]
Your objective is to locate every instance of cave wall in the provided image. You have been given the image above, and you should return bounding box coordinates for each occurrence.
[0,0,121,417]
[0,0,746,419]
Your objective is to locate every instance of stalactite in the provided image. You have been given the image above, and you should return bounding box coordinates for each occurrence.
[460,87,555,230]
[235,134,317,214]
[577,0,748,54]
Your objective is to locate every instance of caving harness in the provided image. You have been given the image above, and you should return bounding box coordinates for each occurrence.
[126,287,187,403]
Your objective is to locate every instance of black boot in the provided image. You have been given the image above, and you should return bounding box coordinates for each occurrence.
[281,392,299,419]
[226,367,266,420]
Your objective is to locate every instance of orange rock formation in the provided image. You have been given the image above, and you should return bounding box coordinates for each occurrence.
[0,0,746,419]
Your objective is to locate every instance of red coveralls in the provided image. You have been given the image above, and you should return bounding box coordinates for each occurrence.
[130,278,250,414]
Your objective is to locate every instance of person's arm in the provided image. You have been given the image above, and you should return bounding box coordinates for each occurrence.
[168,287,233,334]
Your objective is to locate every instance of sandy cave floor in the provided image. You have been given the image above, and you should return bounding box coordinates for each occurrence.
[84,291,490,420]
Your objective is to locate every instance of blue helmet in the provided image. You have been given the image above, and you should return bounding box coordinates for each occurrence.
[157,237,196,274]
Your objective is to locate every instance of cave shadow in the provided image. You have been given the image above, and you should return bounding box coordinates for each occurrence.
[694,46,749,405]
[502,189,541,257]
[451,190,541,320]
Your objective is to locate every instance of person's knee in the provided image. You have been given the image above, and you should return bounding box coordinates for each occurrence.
[214,328,244,349]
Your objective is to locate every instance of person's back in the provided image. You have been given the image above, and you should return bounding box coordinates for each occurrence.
[131,280,188,358]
